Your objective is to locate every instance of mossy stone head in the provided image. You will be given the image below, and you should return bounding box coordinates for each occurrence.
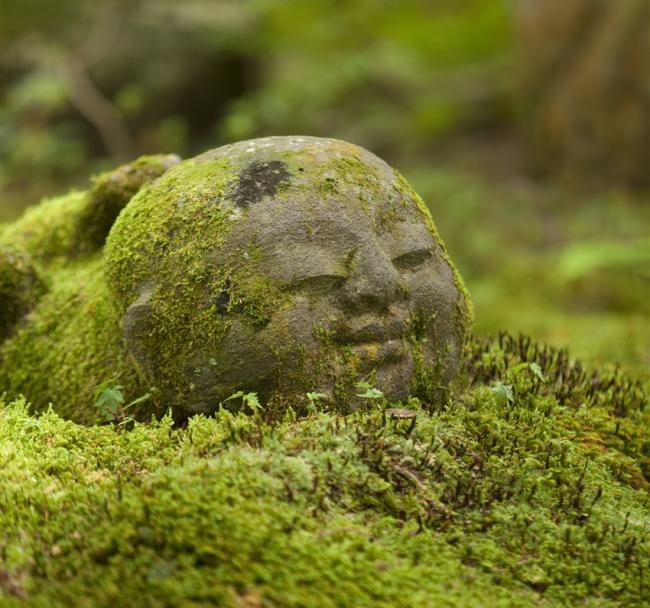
[105,136,472,416]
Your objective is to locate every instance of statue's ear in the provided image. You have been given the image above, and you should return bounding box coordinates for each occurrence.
[0,246,45,341]
[76,154,181,254]
[122,286,155,377]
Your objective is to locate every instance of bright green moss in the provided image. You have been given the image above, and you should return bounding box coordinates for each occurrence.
[0,191,88,264]
[79,154,180,254]
[0,336,647,606]
[104,158,235,307]
[0,155,182,422]
[0,259,140,423]
[0,155,178,266]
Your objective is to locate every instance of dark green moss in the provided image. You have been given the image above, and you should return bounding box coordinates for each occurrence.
[0,246,44,340]
[78,154,180,254]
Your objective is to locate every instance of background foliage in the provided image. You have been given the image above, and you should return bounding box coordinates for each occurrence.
[0,0,648,372]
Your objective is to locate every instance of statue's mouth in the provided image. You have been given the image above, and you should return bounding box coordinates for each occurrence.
[351,339,407,371]
[330,309,407,344]
[330,311,409,369]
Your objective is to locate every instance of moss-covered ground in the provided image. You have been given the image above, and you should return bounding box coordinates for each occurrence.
[1,334,648,607]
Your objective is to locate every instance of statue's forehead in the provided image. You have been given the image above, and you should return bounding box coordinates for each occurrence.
[195,136,368,162]
[198,136,399,206]
[196,137,421,229]
[240,190,425,241]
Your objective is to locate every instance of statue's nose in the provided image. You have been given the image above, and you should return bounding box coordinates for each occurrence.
[340,244,401,313]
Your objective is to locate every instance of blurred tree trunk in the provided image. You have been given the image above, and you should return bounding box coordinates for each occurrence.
[516,0,650,190]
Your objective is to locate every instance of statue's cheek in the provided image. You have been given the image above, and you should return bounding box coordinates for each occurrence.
[406,261,458,316]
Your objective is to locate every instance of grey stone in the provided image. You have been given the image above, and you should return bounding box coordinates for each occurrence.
[107,136,473,414]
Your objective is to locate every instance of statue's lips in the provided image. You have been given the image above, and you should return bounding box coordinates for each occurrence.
[331,313,409,366]
[330,312,407,344]
[351,339,407,368]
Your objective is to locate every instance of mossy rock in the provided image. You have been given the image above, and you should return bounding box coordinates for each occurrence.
[0,154,180,263]
[0,246,44,341]
[0,137,472,423]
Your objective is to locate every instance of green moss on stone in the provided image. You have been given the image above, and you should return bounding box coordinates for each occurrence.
[79,154,180,254]
[0,191,88,264]
[0,259,141,423]
[0,155,178,265]
[0,137,473,421]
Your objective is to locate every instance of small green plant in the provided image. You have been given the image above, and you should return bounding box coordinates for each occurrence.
[223,390,262,414]
[511,361,546,383]
[305,391,328,414]
[355,381,385,400]
[491,382,514,407]
[93,380,156,423]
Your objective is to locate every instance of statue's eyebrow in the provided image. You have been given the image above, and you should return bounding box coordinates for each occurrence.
[261,240,348,286]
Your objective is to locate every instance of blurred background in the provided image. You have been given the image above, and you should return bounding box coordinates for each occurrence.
[0,0,648,374]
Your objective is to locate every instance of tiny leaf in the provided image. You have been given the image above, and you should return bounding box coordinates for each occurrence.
[491,383,514,407]
[243,392,261,412]
[529,362,546,382]
[356,387,384,399]
[306,392,328,402]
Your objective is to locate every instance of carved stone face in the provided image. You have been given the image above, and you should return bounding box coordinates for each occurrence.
[106,137,471,416]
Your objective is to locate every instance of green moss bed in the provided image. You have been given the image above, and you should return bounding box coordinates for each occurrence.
[1,333,648,607]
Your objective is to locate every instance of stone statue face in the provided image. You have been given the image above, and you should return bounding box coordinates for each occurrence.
[216,172,459,403]
[106,137,471,415]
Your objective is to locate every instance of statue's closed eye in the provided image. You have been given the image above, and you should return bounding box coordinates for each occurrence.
[392,247,432,271]
[291,274,346,295]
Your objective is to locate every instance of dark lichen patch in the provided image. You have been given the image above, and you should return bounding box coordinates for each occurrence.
[231,160,292,208]
[212,278,233,315]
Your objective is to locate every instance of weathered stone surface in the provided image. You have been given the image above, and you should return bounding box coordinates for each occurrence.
[106,136,473,416]
[0,137,472,422]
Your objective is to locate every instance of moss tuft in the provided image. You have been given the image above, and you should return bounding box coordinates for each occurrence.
[0,155,179,264]
[79,154,180,254]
